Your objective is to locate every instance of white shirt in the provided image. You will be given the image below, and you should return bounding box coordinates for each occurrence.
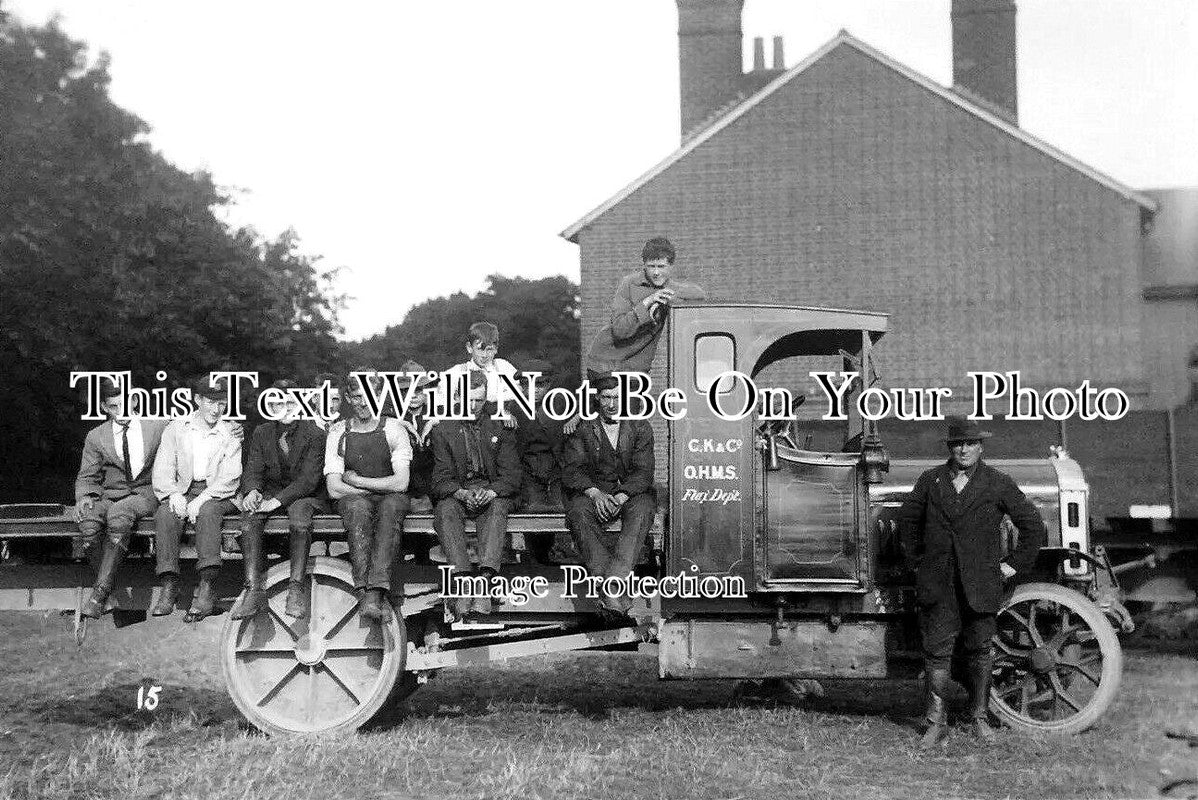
[190,424,221,481]
[113,418,145,479]
[601,420,620,450]
[446,358,518,405]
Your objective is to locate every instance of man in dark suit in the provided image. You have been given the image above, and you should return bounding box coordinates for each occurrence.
[562,374,655,615]
[515,359,565,512]
[74,379,169,618]
[430,370,522,617]
[898,416,1046,747]
[230,379,328,620]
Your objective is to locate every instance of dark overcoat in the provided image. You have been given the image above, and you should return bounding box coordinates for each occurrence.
[240,421,326,507]
[560,419,654,499]
[897,460,1046,613]
[429,418,522,500]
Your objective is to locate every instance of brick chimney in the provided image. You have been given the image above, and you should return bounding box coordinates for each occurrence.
[951,0,1018,124]
[677,0,745,138]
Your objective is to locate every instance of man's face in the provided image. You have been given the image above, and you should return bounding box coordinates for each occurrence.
[407,386,428,415]
[195,394,228,425]
[345,387,374,421]
[467,339,498,368]
[949,439,984,471]
[266,396,301,425]
[327,387,342,419]
[100,395,128,425]
[598,387,621,422]
[467,385,487,417]
[642,257,673,288]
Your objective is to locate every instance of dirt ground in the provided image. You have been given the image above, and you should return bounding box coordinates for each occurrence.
[0,611,1196,800]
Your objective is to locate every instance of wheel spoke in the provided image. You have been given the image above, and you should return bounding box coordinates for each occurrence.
[326,646,386,655]
[305,665,317,724]
[321,602,361,643]
[256,663,302,707]
[320,662,363,706]
[1049,674,1084,712]
[1003,608,1046,648]
[267,606,300,642]
[235,646,298,655]
[1056,659,1102,686]
[993,636,1033,662]
[1047,622,1083,652]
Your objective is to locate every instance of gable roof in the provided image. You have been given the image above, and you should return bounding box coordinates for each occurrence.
[561,30,1157,242]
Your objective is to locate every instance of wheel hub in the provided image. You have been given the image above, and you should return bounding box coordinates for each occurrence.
[293,633,327,666]
[1029,646,1056,673]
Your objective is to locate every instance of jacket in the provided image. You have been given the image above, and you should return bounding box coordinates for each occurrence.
[430,417,522,500]
[561,418,654,498]
[75,419,169,503]
[152,415,243,503]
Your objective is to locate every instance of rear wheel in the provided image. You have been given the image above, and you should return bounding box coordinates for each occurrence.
[220,556,413,735]
[990,582,1122,734]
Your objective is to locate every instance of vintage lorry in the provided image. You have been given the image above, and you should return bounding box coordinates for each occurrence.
[0,303,1128,736]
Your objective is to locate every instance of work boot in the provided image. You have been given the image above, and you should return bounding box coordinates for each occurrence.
[919,668,952,750]
[966,655,998,744]
[230,529,267,620]
[284,527,311,618]
[81,540,123,619]
[185,566,220,622]
[151,573,180,616]
[359,588,392,623]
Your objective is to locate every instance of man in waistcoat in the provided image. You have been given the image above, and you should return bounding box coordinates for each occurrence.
[324,373,412,623]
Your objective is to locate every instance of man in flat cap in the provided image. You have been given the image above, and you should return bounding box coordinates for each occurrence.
[898,416,1046,748]
[150,376,242,621]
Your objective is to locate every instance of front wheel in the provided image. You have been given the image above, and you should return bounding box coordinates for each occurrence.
[989,581,1122,735]
[220,556,411,735]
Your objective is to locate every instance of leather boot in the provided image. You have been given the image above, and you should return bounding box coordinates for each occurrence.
[82,539,124,619]
[284,527,311,618]
[151,573,180,616]
[919,668,952,750]
[230,529,266,620]
[185,566,220,622]
[967,654,998,743]
[359,588,392,623]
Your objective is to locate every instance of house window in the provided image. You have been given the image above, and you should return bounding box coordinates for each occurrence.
[695,334,735,393]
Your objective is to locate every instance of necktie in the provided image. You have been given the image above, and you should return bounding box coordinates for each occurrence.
[118,423,133,483]
[279,429,291,459]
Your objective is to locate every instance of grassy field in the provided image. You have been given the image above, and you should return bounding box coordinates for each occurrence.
[1,612,1196,800]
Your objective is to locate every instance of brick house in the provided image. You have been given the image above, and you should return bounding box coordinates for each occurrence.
[561,0,1198,517]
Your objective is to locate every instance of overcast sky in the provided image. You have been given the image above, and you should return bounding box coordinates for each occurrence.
[7,0,1196,340]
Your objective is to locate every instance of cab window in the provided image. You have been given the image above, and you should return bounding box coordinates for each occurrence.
[695,334,735,393]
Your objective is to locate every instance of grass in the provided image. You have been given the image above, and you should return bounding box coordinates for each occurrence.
[1,611,1196,800]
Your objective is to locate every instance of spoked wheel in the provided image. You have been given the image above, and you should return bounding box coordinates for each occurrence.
[221,556,412,735]
[990,582,1122,735]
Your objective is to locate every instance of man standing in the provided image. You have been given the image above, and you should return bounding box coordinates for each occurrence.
[74,379,168,618]
[230,379,328,621]
[430,370,522,618]
[151,377,242,622]
[583,237,705,378]
[898,416,1046,748]
[325,373,411,623]
[561,374,656,615]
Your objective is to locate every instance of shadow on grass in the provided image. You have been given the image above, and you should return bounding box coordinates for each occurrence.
[31,682,242,733]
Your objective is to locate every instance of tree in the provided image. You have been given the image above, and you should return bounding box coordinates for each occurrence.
[347,274,581,387]
[0,11,342,500]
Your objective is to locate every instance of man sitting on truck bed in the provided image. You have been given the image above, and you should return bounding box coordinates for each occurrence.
[325,373,412,624]
[230,379,329,621]
[150,376,242,622]
[562,374,656,616]
[430,370,522,619]
[74,379,169,619]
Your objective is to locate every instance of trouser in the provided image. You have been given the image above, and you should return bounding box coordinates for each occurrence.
[77,493,158,589]
[338,492,408,592]
[240,496,330,584]
[434,496,514,573]
[565,492,655,579]
[521,478,563,512]
[154,481,237,576]
[919,570,997,672]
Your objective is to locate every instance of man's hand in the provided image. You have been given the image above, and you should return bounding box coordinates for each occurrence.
[475,489,497,508]
[563,414,581,435]
[74,497,95,523]
[1000,562,1016,580]
[242,489,263,514]
[169,493,187,518]
[342,470,361,488]
[502,416,518,430]
[258,497,282,514]
[185,496,206,524]
[613,492,629,506]
[588,489,619,522]
[644,288,676,308]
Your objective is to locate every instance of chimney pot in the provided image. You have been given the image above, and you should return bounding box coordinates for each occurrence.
[753,37,765,71]
[772,36,784,70]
